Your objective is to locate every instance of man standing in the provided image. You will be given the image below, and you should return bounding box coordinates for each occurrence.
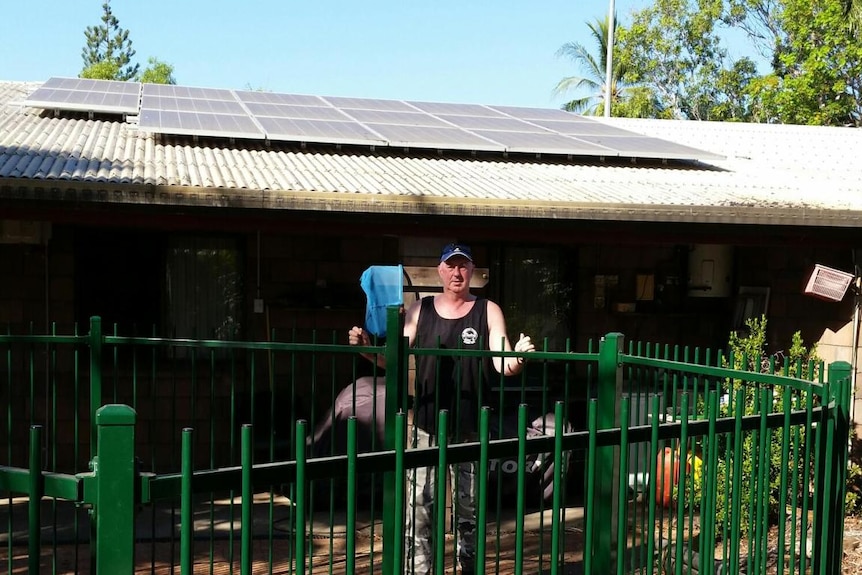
[349,242,535,575]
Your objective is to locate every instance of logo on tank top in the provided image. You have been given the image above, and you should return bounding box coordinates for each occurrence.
[461,327,479,346]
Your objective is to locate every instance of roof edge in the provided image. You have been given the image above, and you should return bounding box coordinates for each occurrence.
[1,178,859,228]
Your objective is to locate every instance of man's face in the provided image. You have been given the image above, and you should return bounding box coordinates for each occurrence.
[438,256,474,293]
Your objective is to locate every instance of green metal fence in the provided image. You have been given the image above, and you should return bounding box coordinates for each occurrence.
[0,309,852,574]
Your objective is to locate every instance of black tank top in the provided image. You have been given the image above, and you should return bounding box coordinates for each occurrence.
[413,296,492,436]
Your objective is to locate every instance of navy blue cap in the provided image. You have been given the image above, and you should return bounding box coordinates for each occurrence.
[440,243,473,262]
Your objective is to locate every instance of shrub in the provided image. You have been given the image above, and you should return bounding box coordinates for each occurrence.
[711,316,819,537]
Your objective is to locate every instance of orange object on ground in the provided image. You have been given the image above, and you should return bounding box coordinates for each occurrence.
[656,447,680,507]
[655,447,703,507]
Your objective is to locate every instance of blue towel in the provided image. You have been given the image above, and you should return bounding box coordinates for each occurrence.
[359,265,404,338]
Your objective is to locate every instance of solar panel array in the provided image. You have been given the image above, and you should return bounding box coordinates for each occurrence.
[23,77,141,115]
[139,84,264,139]
[22,77,723,161]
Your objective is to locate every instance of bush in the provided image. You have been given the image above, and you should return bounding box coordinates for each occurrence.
[711,316,819,536]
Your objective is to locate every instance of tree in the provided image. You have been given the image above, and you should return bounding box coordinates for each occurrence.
[841,0,862,30]
[79,60,121,81]
[81,1,139,81]
[553,16,664,117]
[139,58,176,85]
[748,0,862,125]
[616,0,759,120]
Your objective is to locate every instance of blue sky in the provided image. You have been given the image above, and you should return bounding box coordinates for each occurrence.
[3,1,650,109]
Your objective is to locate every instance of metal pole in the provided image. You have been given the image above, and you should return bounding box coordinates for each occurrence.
[93,405,137,575]
[604,0,616,117]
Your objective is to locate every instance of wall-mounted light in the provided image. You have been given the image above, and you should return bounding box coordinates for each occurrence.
[803,264,855,302]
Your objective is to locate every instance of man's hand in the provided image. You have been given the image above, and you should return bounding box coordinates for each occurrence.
[513,333,535,363]
[349,326,371,347]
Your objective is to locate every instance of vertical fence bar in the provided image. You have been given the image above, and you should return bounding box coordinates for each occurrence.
[295,420,307,575]
[646,394,660,575]
[241,424,254,575]
[92,404,137,575]
[596,332,622,575]
[729,388,745,575]
[477,407,490,575]
[813,379,834,575]
[435,410,449,575]
[584,399,598,575]
[514,405,527,575]
[89,317,103,456]
[383,305,405,575]
[28,425,42,575]
[551,401,565,575]
[346,417,357,575]
[181,428,194,575]
[393,411,406,575]
[615,397,629,575]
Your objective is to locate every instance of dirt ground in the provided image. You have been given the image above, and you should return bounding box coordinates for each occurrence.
[3,500,862,574]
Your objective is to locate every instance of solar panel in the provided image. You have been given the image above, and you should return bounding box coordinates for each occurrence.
[138,109,264,139]
[367,124,503,151]
[243,102,351,122]
[143,95,246,115]
[408,101,505,117]
[235,90,327,106]
[23,76,141,114]
[527,119,634,136]
[138,83,264,139]
[472,130,614,155]
[255,117,386,146]
[573,135,725,160]
[489,105,582,121]
[143,84,236,101]
[18,76,723,160]
[322,96,416,112]
[346,109,448,127]
[437,114,549,133]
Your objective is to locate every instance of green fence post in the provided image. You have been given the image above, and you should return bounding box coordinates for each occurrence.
[28,425,43,575]
[89,316,103,457]
[383,305,406,575]
[826,360,852,575]
[596,332,623,574]
[92,404,137,575]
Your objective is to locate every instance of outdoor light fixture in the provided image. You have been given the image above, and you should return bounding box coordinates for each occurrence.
[803,264,855,302]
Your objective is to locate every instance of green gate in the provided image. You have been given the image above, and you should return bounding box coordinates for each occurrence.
[0,310,852,574]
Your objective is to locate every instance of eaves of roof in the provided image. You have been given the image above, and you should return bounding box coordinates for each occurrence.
[3,81,862,228]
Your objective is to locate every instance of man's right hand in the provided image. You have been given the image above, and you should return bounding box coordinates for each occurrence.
[348,326,371,347]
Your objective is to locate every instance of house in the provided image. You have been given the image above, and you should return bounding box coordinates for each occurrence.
[2,79,861,469]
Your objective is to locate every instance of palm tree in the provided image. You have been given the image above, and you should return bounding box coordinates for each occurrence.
[844,0,862,30]
[553,15,629,115]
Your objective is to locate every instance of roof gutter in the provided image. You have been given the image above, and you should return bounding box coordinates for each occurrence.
[1,177,859,228]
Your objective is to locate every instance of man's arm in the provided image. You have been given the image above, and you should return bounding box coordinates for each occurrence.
[348,300,421,368]
[486,300,534,376]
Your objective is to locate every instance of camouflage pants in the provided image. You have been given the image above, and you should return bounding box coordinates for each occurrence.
[404,426,476,575]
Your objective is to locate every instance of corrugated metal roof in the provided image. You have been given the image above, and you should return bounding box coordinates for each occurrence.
[3,80,862,226]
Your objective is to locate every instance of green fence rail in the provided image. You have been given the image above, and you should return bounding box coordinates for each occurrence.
[0,310,852,574]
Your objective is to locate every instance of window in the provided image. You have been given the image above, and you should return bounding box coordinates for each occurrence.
[499,246,575,352]
[165,236,242,341]
[75,228,162,332]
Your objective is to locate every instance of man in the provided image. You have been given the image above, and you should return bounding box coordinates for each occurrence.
[349,242,535,575]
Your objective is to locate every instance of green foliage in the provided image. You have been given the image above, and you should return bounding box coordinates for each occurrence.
[749,0,862,126]
[711,315,820,536]
[846,456,862,515]
[80,60,121,81]
[139,58,176,85]
[553,15,665,117]
[80,2,177,85]
[586,0,862,125]
[81,1,139,81]
[615,0,755,120]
